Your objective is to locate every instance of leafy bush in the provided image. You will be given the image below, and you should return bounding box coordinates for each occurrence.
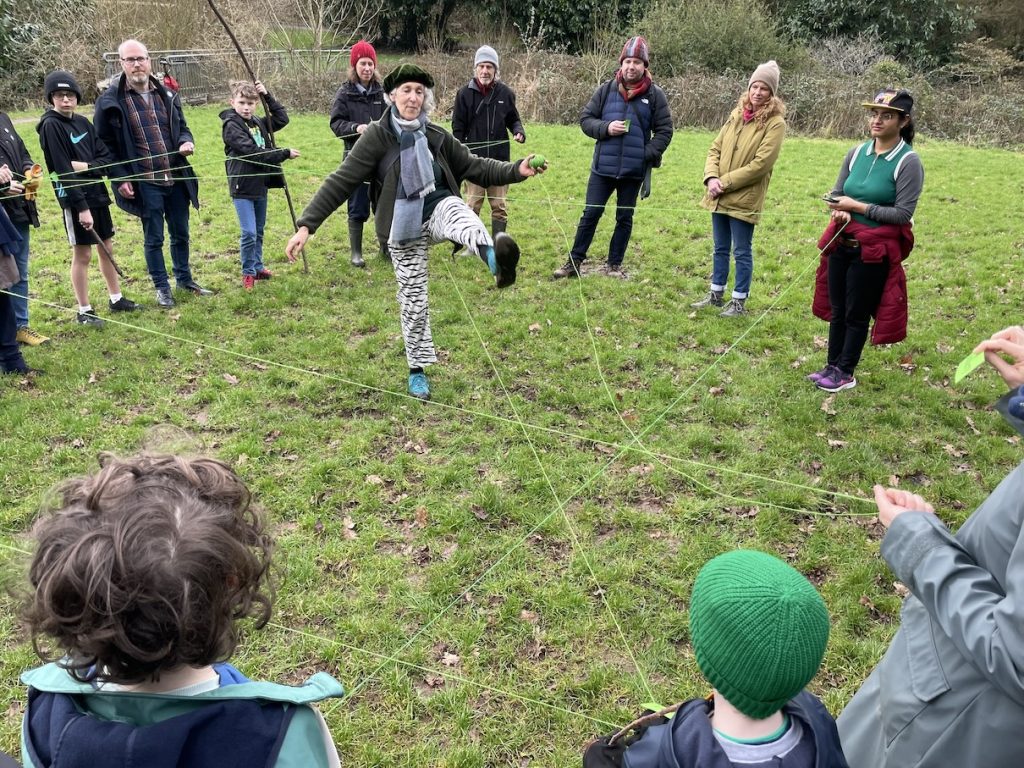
[767,0,974,68]
[0,0,99,108]
[638,0,797,76]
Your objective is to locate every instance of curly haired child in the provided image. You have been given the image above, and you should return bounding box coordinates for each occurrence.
[19,453,343,768]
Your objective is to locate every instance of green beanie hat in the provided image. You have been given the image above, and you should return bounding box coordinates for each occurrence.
[689,549,830,719]
[383,63,435,94]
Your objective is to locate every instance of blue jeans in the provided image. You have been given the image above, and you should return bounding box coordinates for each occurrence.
[233,196,268,276]
[570,173,642,266]
[347,182,371,223]
[10,222,30,328]
[711,212,755,298]
[139,182,192,290]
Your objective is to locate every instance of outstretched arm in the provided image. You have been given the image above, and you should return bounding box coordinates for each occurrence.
[877,477,1024,705]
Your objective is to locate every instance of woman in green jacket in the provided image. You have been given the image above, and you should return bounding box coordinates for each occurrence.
[692,61,786,317]
[286,63,545,400]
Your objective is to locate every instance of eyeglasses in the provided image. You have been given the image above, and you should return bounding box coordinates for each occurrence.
[120,56,150,65]
[868,111,899,122]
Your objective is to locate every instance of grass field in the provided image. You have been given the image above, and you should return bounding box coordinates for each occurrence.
[1,103,1022,765]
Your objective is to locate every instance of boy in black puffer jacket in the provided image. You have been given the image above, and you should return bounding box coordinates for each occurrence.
[37,70,138,326]
[220,80,298,290]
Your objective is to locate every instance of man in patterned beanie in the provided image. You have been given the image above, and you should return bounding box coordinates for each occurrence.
[553,35,672,280]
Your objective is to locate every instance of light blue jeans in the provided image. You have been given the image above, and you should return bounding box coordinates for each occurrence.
[711,212,755,298]
[233,196,268,276]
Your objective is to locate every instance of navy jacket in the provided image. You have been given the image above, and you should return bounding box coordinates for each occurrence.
[581,79,672,180]
[329,79,386,154]
[0,112,39,227]
[220,92,292,200]
[623,692,849,768]
[93,74,199,218]
[36,110,114,212]
[451,80,524,162]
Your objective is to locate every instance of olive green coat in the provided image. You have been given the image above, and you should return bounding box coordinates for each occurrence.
[297,112,525,243]
[701,108,786,224]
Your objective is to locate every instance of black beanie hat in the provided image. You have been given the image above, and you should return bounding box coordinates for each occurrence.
[44,70,83,104]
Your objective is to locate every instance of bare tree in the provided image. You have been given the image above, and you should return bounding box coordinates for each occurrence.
[261,0,383,76]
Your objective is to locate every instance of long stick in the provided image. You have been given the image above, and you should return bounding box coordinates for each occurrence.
[206,0,309,274]
[88,228,125,278]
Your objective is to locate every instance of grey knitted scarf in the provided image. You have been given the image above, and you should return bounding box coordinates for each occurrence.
[389,108,435,244]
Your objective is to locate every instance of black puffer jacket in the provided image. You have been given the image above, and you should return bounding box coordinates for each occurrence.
[0,113,39,227]
[451,80,524,162]
[329,79,386,153]
[220,92,292,200]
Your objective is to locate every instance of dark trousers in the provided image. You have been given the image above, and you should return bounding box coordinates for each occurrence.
[570,172,642,266]
[0,288,27,372]
[347,182,371,223]
[139,181,192,290]
[827,243,888,374]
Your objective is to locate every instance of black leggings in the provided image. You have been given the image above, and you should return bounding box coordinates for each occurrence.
[827,243,888,375]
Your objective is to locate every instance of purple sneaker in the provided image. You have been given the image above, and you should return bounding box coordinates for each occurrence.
[816,368,857,392]
[806,364,834,384]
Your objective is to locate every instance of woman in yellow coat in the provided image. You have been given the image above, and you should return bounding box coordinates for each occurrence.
[692,61,786,316]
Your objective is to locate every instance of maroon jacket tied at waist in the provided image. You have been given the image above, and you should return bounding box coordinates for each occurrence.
[812,219,915,346]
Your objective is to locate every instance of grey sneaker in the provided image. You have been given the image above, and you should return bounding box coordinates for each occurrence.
[691,290,724,308]
[553,258,582,279]
[600,263,627,279]
[720,298,747,317]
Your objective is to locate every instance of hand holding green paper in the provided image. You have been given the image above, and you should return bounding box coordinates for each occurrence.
[954,350,986,384]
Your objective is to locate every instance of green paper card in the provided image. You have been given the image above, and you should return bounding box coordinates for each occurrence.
[954,350,986,384]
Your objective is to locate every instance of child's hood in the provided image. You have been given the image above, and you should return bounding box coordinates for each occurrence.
[21,663,344,768]
[35,108,86,136]
[220,107,257,126]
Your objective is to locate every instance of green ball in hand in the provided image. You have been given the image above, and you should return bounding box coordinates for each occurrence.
[529,154,547,170]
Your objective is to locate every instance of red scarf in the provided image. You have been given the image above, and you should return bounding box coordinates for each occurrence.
[475,78,492,97]
[616,71,651,101]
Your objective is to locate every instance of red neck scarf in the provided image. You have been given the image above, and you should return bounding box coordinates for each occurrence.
[475,78,492,97]
[616,70,652,101]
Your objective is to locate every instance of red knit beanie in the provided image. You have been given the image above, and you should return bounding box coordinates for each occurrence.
[619,36,649,66]
[350,40,377,68]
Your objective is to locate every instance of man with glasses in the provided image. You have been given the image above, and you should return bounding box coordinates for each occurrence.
[95,39,208,308]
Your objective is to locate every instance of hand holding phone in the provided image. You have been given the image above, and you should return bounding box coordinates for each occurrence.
[822,193,839,204]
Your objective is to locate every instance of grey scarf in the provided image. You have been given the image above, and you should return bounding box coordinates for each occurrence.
[389,108,435,244]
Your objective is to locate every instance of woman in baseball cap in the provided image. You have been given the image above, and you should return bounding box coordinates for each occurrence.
[808,88,923,393]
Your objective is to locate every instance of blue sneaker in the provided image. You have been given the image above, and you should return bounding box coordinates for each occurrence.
[483,245,498,275]
[408,372,430,400]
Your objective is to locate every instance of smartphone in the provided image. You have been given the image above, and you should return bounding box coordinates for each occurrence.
[822,194,840,203]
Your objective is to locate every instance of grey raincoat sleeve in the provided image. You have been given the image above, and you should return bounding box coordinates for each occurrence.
[881,497,1024,704]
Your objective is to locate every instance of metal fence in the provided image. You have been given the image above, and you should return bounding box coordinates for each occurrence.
[101,49,350,105]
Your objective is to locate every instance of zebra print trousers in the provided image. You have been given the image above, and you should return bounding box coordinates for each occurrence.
[389,195,494,369]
